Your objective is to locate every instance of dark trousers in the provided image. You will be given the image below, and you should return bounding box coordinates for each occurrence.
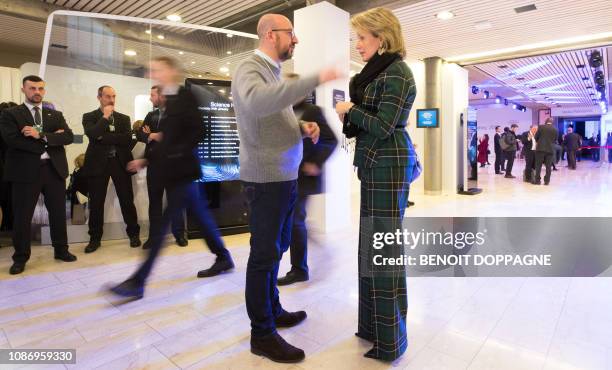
[132,181,229,283]
[88,157,139,239]
[608,149,612,163]
[504,151,516,175]
[289,194,308,274]
[0,181,13,231]
[553,145,562,164]
[535,152,553,184]
[146,166,185,239]
[494,150,504,173]
[12,162,68,264]
[567,150,577,169]
[524,151,535,181]
[243,180,297,337]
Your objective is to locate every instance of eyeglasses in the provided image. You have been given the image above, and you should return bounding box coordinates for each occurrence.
[271,29,297,39]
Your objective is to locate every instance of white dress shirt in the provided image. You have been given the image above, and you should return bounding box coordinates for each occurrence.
[24,101,50,159]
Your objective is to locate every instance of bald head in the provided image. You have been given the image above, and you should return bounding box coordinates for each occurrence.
[256,13,298,62]
[257,14,291,39]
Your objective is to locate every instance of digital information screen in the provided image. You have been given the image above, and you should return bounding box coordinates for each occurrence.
[187,79,240,182]
[416,108,439,128]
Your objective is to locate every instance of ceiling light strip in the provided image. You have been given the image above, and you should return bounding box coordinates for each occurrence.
[447,32,612,65]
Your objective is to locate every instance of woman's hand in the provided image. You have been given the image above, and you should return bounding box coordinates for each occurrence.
[335,101,354,115]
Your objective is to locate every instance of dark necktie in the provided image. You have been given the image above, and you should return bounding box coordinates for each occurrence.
[107,113,117,158]
[33,106,42,131]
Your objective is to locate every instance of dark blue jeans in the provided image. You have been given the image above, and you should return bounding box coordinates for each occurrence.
[132,181,230,284]
[289,194,308,274]
[243,180,297,337]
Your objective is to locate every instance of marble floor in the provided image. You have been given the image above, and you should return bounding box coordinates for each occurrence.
[0,158,611,369]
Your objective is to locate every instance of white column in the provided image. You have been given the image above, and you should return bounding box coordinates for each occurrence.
[293,1,351,232]
[441,63,469,195]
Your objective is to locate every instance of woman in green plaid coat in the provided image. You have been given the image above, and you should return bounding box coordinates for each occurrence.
[336,7,417,362]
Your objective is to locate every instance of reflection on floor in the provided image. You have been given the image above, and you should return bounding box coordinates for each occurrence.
[0,158,610,369]
[410,158,612,217]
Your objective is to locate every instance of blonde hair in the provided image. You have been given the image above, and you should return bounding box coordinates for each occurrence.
[133,120,144,132]
[74,153,85,168]
[350,7,406,58]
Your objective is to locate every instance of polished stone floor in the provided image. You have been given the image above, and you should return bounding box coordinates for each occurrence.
[0,158,610,369]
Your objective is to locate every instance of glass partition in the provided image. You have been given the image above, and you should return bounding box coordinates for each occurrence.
[33,12,257,229]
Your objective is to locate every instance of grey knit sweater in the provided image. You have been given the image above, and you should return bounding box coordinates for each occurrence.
[232,52,319,183]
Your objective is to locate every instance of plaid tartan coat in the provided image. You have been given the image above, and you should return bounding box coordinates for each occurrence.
[347,59,418,169]
[347,59,417,361]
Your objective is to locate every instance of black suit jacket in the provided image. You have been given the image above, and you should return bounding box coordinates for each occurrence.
[136,108,162,164]
[494,133,502,153]
[534,124,558,154]
[564,132,582,151]
[82,108,133,177]
[294,102,338,195]
[150,87,204,185]
[0,104,73,182]
[520,131,535,156]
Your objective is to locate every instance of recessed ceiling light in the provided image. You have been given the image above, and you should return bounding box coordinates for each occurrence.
[226,73,230,77]
[226,34,234,38]
[124,50,137,56]
[157,34,165,40]
[191,61,195,64]
[178,51,184,55]
[226,51,232,55]
[219,89,226,94]
[166,14,181,22]
[436,11,455,20]
[145,29,151,35]
[207,82,213,85]
[226,62,231,65]
[474,21,492,30]
[219,66,229,73]
[198,74,202,78]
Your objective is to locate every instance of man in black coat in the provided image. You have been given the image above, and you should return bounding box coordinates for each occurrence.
[493,125,505,174]
[109,56,234,299]
[502,125,519,178]
[137,85,187,248]
[82,86,140,253]
[564,127,582,170]
[0,75,77,274]
[534,118,559,185]
[277,100,337,286]
[520,125,537,183]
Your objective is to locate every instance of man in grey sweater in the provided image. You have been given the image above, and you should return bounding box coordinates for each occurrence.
[232,13,341,363]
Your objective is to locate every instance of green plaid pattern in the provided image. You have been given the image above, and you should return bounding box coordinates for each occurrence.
[357,166,411,361]
[347,60,417,169]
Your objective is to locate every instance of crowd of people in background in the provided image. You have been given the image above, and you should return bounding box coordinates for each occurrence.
[476,118,607,186]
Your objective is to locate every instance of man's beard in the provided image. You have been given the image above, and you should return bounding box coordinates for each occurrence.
[28,94,42,104]
[277,43,295,62]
